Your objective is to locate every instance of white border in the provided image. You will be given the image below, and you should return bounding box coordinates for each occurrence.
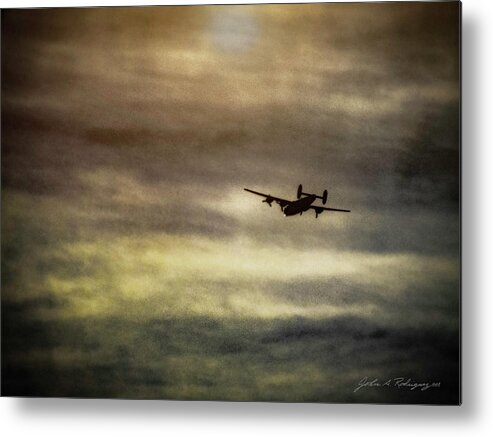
[2,0,493,436]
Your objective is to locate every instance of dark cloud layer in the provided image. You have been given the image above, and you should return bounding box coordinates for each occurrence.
[2,304,459,404]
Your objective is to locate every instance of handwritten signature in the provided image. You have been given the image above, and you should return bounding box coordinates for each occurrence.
[354,376,441,393]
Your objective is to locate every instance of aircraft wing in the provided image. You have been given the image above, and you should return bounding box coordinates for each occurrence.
[244,188,292,206]
[309,205,351,213]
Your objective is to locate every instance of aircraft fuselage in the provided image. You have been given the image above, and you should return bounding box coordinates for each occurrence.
[283,194,316,216]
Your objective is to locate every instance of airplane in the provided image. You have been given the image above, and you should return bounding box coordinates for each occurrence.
[244,184,350,218]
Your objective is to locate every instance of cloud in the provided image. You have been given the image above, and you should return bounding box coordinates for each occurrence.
[2,305,460,403]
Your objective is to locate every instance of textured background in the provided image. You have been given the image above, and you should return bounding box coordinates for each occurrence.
[1,2,460,403]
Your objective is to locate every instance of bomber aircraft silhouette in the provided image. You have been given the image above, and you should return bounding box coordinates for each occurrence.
[244,184,350,218]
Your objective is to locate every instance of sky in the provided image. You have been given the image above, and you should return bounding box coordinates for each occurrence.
[1,2,460,403]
